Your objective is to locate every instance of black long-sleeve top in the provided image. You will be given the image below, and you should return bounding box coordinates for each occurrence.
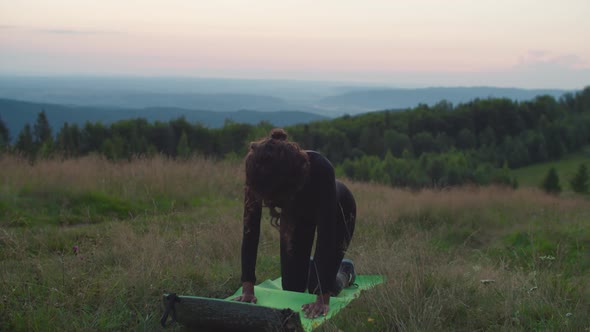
[240,151,340,293]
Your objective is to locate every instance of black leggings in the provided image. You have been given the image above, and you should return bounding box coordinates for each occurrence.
[280,180,356,296]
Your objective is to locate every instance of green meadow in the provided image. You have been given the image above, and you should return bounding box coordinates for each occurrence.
[511,147,590,191]
[1,156,589,331]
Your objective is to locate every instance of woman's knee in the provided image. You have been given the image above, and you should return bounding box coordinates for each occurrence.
[336,181,356,214]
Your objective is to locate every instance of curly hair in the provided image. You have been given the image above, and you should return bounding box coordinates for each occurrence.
[244,128,310,228]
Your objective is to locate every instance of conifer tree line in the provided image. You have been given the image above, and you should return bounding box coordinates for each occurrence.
[1,87,589,189]
[570,164,589,193]
[541,163,590,195]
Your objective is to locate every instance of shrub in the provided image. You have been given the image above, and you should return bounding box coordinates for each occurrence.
[541,167,561,194]
[570,163,588,193]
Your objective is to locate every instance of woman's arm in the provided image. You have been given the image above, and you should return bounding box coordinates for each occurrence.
[313,170,339,295]
[304,152,339,317]
[235,187,262,303]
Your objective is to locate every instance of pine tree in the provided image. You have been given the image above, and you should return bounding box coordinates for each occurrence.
[541,167,561,194]
[570,164,588,194]
[33,111,52,144]
[57,122,82,157]
[15,124,35,158]
[0,115,9,151]
[176,131,191,160]
[33,111,54,158]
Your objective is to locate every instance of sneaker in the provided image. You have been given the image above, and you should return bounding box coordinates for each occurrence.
[338,258,356,287]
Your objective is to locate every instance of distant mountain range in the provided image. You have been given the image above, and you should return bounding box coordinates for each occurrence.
[0,76,321,113]
[315,87,573,114]
[0,76,577,117]
[0,98,327,141]
[0,76,581,140]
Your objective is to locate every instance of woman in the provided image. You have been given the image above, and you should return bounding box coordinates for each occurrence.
[233,128,357,319]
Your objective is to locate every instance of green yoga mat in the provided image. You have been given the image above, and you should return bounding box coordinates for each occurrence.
[162,275,383,331]
[226,275,384,332]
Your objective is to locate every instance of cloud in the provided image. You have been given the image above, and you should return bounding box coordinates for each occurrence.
[518,50,588,69]
[1,25,120,35]
[551,54,588,68]
[35,28,120,35]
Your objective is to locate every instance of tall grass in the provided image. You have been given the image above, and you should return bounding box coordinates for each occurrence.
[326,183,590,331]
[1,156,589,331]
[0,155,243,226]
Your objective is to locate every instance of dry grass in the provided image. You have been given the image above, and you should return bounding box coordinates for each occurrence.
[1,154,243,199]
[1,156,589,331]
[324,181,590,331]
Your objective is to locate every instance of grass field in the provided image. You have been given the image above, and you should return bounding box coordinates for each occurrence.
[1,155,589,331]
[511,147,590,190]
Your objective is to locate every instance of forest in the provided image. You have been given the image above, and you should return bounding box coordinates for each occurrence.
[1,86,589,189]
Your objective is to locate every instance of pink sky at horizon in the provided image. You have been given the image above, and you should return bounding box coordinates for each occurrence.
[1,0,589,89]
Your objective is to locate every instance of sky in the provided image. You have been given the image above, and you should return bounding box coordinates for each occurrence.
[1,0,589,89]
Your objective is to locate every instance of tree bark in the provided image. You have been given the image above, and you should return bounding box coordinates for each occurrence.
[162,294,304,332]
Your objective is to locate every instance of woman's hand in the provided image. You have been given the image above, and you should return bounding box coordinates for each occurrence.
[233,292,257,303]
[232,281,257,303]
[301,293,330,318]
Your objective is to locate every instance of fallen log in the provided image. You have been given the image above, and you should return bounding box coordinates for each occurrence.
[162,293,304,332]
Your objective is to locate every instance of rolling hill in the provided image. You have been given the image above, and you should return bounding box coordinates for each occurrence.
[0,76,576,117]
[317,87,572,113]
[510,147,590,190]
[0,98,327,140]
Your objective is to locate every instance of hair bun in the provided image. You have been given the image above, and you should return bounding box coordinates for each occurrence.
[270,128,288,141]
